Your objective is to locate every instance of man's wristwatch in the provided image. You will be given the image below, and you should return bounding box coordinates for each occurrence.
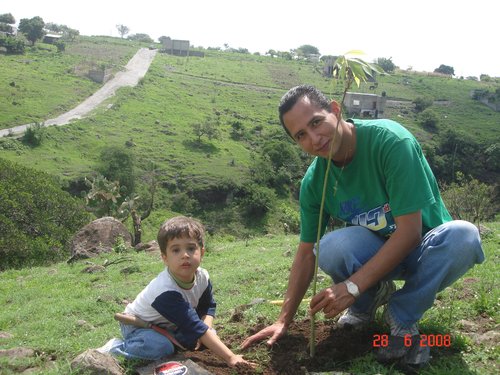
[344,280,360,298]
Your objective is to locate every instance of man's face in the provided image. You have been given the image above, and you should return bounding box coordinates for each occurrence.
[282,96,341,159]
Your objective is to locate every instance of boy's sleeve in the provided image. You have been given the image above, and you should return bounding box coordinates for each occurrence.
[151,291,208,349]
[196,280,217,317]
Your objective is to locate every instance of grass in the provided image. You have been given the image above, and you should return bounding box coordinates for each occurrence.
[0,223,498,374]
[0,36,145,129]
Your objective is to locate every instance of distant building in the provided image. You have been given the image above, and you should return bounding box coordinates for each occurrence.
[160,37,204,57]
[161,37,190,56]
[344,92,387,118]
[43,33,62,44]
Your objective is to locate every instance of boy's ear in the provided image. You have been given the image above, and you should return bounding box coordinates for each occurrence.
[161,252,168,265]
[200,246,206,257]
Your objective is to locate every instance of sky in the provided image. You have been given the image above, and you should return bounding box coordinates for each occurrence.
[5,0,500,78]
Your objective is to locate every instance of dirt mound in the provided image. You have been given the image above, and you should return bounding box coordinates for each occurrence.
[183,319,382,374]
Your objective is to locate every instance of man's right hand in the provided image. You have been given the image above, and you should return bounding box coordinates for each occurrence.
[240,321,288,349]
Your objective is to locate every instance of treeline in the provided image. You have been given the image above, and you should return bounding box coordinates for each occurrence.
[0,157,91,270]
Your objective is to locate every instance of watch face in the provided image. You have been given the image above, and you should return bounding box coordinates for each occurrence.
[346,281,359,296]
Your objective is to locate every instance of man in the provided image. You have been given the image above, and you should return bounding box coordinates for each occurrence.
[241,85,484,366]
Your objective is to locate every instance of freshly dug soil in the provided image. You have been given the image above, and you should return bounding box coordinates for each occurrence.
[183,319,383,374]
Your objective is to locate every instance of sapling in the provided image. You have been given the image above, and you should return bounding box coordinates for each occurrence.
[309,51,385,357]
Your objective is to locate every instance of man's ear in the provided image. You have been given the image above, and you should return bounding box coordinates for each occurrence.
[330,100,341,117]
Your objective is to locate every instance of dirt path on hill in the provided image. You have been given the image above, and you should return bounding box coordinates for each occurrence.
[0,48,157,137]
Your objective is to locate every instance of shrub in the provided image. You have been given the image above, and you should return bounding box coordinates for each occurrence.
[413,96,433,112]
[98,146,135,196]
[0,34,26,54]
[0,158,91,270]
[441,172,496,226]
[238,183,276,217]
[419,108,439,132]
[22,123,44,147]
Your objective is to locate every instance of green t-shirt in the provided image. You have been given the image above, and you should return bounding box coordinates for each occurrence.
[299,118,451,243]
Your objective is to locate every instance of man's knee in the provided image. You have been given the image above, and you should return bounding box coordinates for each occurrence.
[442,220,484,265]
[317,227,383,279]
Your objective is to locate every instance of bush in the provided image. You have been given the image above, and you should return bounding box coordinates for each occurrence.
[0,33,26,54]
[419,108,439,132]
[0,158,91,270]
[98,146,135,196]
[413,96,433,112]
[441,173,496,225]
[22,123,44,146]
[238,183,276,217]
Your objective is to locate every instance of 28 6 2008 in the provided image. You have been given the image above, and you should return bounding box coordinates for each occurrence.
[373,334,451,347]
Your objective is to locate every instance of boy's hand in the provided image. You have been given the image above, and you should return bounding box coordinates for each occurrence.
[227,354,257,369]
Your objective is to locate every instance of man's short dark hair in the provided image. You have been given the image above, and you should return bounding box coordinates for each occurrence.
[278,85,332,138]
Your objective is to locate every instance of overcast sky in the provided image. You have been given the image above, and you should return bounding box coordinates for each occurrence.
[5,0,500,78]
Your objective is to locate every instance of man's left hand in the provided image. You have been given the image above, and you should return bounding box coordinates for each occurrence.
[309,283,355,318]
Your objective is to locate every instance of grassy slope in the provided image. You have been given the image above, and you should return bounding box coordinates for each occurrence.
[0,36,145,129]
[0,225,497,374]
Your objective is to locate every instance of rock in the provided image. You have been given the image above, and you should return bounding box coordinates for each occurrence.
[0,347,35,358]
[70,349,123,375]
[0,331,13,339]
[69,217,132,262]
[134,240,160,253]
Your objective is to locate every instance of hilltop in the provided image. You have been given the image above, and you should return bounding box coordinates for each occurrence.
[0,36,499,242]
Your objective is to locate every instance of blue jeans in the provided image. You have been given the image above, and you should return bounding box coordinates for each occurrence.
[316,220,484,327]
[110,323,175,360]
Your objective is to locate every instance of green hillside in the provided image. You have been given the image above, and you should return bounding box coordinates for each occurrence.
[0,36,499,242]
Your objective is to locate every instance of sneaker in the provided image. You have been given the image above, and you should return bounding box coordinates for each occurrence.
[383,308,419,337]
[376,334,431,368]
[376,309,430,367]
[96,338,124,354]
[337,280,396,329]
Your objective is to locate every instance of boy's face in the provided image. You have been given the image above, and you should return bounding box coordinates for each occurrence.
[161,235,204,283]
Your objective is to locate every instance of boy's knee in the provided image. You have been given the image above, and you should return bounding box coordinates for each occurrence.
[146,340,175,360]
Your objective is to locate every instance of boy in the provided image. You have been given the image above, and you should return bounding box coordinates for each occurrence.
[100,216,254,368]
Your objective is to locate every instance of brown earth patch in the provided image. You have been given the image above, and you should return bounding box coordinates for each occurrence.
[179,319,458,374]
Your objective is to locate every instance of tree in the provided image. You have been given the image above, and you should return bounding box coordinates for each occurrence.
[18,16,45,45]
[158,35,170,44]
[376,57,396,73]
[98,146,135,197]
[45,22,80,41]
[127,33,153,43]
[0,13,15,34]
[116,24,130,38]
[0,13,15,24]
[0,157,91,270]
[434,64,454,76]
[191,119,220,143]
[296,44,320,56]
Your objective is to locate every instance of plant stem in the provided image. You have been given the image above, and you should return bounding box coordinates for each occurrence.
[310,73,353,358]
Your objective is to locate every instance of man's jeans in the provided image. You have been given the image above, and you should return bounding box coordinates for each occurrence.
[110,323,175,360]
[316,220,484,327]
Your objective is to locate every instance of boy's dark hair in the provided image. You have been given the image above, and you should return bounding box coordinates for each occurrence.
[278,85,332,138]
[157,216,205,254]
